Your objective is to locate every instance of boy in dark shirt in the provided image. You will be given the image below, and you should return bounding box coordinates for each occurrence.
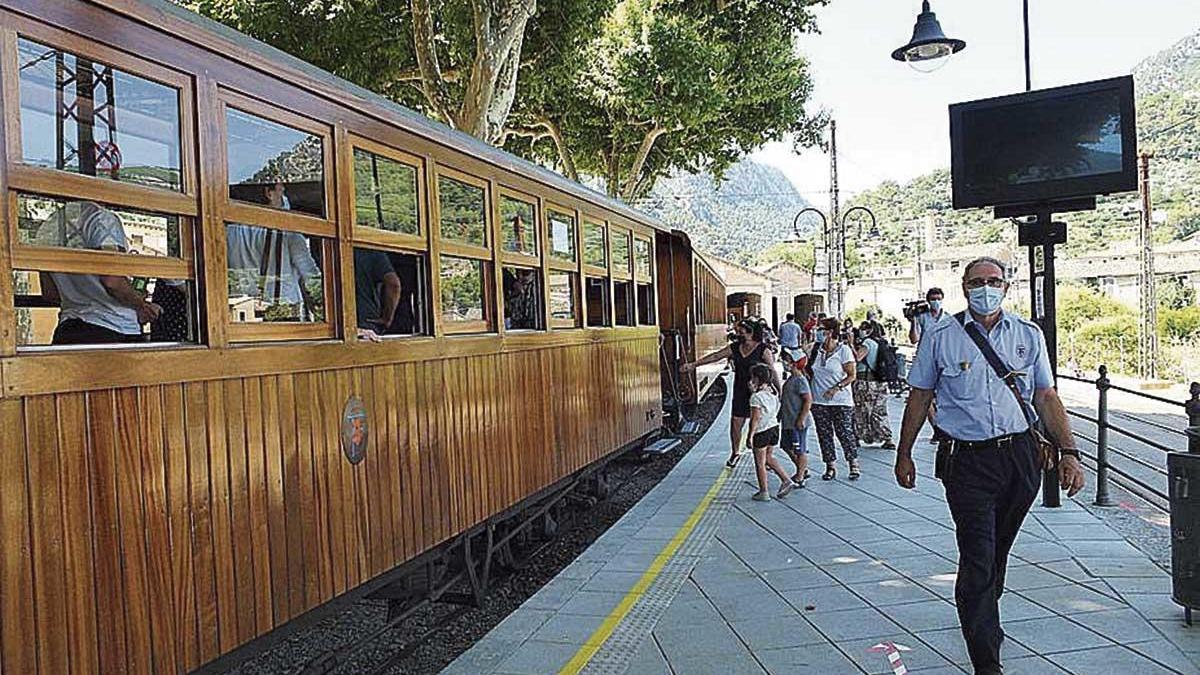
[779,347,813,487]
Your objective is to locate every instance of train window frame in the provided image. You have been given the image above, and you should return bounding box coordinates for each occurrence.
[216,89,338,342]
[500,263,544,332]
[350,242,432,339]
[610,227,632,281]
[438,253,494,335]
[3,25,204,354]
[581,217,608,273]
[634,235,654,283]
[347,135,426,250]
[495,186,540,265]
[5,23,200,210]
[544,203,578,269]
[547,269,580,329]
[433,165,490,256]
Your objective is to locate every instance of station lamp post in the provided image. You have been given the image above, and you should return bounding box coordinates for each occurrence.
[792,206,877,317]
[891,1,966,73]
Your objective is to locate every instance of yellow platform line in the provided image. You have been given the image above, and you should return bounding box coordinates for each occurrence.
[558,469,730,675]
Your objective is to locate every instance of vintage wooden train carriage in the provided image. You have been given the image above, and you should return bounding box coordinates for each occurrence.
[655,229,727,410]
[0,1,669,672]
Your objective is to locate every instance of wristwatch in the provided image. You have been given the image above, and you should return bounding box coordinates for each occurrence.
[1059,447,1080,460]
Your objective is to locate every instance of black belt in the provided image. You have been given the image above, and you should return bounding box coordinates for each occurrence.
[950,433,1023,452]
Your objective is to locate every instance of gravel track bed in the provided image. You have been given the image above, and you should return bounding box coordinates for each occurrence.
[222,383,726,675]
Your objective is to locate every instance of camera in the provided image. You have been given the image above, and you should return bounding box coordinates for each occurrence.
[903,299,930,321]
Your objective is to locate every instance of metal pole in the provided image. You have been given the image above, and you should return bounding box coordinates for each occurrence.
[829,120,841,316]
[1138,152,1158,380]
[1094,365,1114,506]
[1187,381,1200,454]
[1023,0,1031,91]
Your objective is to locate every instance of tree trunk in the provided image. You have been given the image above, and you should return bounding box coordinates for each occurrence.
[620,125,667,201]
[409,0,459,126]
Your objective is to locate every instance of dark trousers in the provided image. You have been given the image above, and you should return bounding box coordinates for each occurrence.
[943,434,1040,674]
[52,318,144,345]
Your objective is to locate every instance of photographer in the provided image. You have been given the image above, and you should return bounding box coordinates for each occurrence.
[907,287,946,345]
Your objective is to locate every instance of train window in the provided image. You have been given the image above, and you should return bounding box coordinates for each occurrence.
[352,148,419,236]
[611,229,632,276]
[226,107,325,218]
[499,194,537,256]
[10,195,198,349]
[226,223,329,326]
[585,276,611,328]
[437,174,487,248]
[637,282,656,325]
[502,266,544,331]
[16,37,183,192]
[634,237,653,281]
[583,220,607,269]
[548,271,578,328]
[439,255,493,333]
[547,208,577,263]
[13,269,198,347]
[16,194,185,257]
[352,246,430,337]
[614,280,634,327]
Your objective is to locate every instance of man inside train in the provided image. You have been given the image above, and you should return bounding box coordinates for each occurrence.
[35,200,163,344]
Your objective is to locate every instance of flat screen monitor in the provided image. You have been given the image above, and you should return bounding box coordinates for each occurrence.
[950,76,1137,210]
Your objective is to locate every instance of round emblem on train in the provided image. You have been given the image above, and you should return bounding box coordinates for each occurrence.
[341,396,369,465]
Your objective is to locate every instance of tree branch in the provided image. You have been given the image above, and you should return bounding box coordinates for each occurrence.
[539,116,578,182]
[409,0,459,126]
[620,125,668,201]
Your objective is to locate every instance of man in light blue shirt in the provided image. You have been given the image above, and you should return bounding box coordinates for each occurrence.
[778,313,801,350]
[893,257,1084,675]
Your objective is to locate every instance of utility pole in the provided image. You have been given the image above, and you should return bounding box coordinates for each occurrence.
[1139,152,1158,380]
[828,120,842,315]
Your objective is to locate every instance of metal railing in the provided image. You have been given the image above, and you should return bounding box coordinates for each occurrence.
[1057,366,1200,510]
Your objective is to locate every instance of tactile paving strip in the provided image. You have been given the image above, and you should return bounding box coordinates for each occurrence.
[579,458,750,675]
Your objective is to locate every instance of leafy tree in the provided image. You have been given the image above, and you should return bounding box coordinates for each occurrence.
[509,0,826,201]
[757,241,816,275]
[1158,276,1197,310]
[1159,305,1200,340]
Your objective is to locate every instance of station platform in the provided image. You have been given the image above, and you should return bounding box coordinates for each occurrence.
[444,382,1200,675]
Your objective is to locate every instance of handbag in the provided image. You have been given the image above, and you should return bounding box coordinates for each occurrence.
[957,313,1059,471]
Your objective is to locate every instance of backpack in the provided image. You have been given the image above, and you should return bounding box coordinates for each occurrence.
[871,337,900,382]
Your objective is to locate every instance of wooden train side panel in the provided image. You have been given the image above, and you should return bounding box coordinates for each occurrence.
[183,382,220,662]
[115,388,155,673]
[200,383,236,655]
[0,399,35,675]
[277,375,305,619]
[240,379,275,634]
[292,373,322,607]
[320,370,348,596]
[311,370,336,600]
[220,379,255,647]
[402,363,424,560]
[162,385,198,669]
[56,392,101,674]
[23,396,68,675]
[87,390,131,673]
[259,376,290,626]
[381,364,405,564]
[138,387,179,674]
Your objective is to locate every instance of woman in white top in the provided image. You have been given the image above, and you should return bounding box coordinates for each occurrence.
[746,363,798,501]
[808,317,860,480]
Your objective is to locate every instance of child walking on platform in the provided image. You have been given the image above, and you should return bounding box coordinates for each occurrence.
[745,363,796,502]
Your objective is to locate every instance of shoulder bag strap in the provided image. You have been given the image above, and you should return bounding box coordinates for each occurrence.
[956,312,1037,432]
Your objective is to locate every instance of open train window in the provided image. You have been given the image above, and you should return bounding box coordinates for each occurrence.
[440,255,493,333]
[11,195,199,348]
[353,246,429,337]
[548,271,578,328]
[637,282,656,325]
[503,266,543,331]
[16,37,184,192]
[586,276,611,328]
[226,106,326,218]
[614,280,634,327]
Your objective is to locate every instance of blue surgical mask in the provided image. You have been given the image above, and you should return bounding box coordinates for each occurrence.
[929,299,942,312]
[814,329,826,343]
[967,285,1005,315]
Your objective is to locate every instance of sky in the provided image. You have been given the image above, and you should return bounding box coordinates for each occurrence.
[752,0,1200,205]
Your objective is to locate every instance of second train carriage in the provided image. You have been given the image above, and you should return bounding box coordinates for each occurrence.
[0,1,686,673]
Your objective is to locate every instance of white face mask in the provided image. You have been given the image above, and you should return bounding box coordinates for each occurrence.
[967,285,1005,315]
[929,299,942,312]
[281,194,292,210]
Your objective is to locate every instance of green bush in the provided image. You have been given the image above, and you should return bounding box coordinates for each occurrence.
[1070,316,1139,374]
[1159,305,1200,340]
[1057,284,1133,334]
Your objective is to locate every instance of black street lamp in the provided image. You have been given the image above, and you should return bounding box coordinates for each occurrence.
[891,1,966,73]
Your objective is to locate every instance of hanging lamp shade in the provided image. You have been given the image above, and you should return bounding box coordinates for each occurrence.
[891,1,966,69]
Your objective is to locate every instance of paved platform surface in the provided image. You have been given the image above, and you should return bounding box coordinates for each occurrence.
[445,383,1200,675]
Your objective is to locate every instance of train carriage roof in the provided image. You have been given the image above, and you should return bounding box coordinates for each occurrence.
[101,0,669,233]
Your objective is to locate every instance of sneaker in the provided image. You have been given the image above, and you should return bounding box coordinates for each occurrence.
[752,491,771,502]
[882,441,896,450]
[777,482,794,499]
